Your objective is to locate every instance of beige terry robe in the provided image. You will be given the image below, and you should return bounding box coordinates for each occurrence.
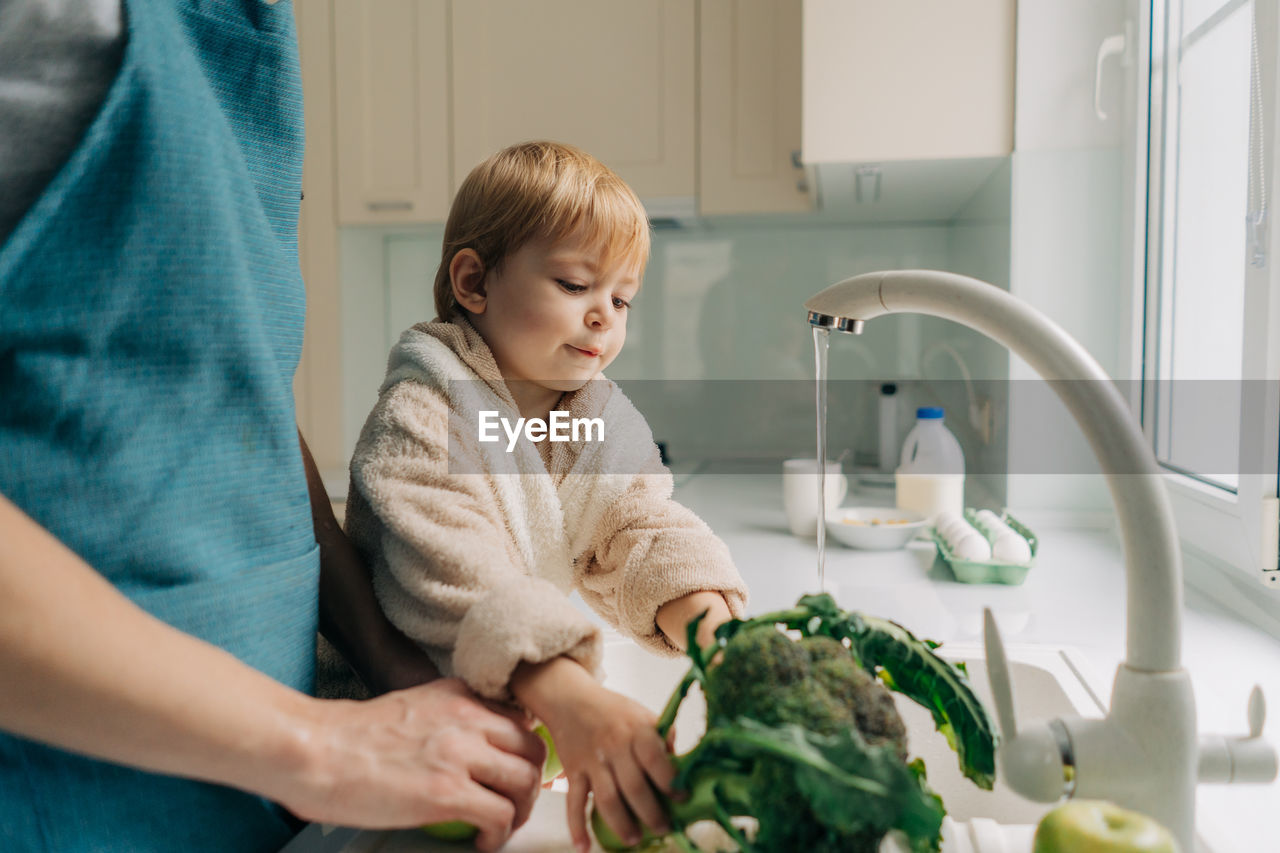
[345,316,748,700]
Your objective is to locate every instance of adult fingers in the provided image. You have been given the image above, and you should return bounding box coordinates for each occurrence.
[589,768,640,849]
[566,773,591,853]
[447,783,516,853]
[478,715,546,768]
[447,698,544,764]
[611,756,669,836]
[468,748,542,830]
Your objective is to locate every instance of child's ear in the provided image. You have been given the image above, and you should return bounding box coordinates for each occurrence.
[450,249,488,314]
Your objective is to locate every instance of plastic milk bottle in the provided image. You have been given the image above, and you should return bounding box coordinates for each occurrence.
[895,406,964,523]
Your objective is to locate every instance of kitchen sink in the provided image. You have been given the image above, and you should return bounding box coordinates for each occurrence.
[282,636,1118,852]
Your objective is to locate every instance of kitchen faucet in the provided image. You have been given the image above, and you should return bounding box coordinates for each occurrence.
[805,270,1277,852]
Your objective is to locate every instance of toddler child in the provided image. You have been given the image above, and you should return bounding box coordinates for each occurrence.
[344,141,748,852]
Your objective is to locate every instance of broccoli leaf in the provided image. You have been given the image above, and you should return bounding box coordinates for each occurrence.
[905,759,946,853]
[794,726,944,845]
[768,594,997,791]
[683,718,944,850]
[841,611,997,790]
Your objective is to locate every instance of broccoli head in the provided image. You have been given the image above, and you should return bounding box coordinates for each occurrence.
[592,593,996,853]
[704,628,908,760]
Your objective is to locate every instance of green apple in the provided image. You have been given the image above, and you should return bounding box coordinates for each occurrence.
[589,807,667,852]
[535,722,563,784]
[1033,800,1181,853]
[421,820,479,842]
[421,723,561,842]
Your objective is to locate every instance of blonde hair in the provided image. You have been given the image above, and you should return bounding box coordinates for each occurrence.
[433,141,651,319]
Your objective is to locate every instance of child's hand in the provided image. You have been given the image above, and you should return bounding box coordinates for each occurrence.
[544,683,676,853]
[657,591,733,652]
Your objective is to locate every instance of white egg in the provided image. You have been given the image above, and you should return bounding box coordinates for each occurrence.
[949,530,992,561]
[973,509,1017,539]
[934,511,963,532]
[940,516,976,541]
[974,509,1003,528]
[941,520,970,545]
[992,531,1032,564]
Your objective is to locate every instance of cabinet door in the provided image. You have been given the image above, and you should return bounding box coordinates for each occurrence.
[451,0,695,201]
[294,0,344,470]
[699,0,810,215]
[802,0,1015,163]
[333,0,451,224]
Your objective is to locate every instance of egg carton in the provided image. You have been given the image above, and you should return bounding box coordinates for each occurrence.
[931,508,1039,585]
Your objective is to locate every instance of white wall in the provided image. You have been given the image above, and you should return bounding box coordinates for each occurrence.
[1006,0,1136,516]
[334,203,1014,496]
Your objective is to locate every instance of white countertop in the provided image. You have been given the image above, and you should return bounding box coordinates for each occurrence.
[637,468,1280,852]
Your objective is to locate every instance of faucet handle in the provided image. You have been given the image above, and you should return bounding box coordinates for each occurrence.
[983,608,1018,739]
[982,607,1068,802]
[1198,685,1277,785]
[1248,685,1265,738]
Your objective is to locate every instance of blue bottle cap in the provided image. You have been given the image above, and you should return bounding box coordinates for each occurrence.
[916,406,945,419]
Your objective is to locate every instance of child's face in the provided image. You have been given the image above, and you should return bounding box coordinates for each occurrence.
[472,232,641,394]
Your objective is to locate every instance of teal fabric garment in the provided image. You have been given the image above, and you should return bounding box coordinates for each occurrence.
[0,0,320,850]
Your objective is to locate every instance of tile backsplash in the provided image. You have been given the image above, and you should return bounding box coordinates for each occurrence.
[337,160,1013,502]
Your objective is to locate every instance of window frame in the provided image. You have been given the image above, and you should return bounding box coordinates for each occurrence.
[1141,0,1280,590]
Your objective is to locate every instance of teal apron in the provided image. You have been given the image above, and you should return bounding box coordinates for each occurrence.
[0,0,320,849]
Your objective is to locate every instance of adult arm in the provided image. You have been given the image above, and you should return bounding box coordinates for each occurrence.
[0,493,543,851]
[300,429,441,695]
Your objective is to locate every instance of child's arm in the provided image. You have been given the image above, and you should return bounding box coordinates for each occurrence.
[575,454,748,655]
[656,590,734,652]
[511,656,676,853]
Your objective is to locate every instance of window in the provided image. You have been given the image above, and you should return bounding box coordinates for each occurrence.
[1143,0,1280,586]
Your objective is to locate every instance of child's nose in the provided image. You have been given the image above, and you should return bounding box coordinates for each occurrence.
[586,300,613,329]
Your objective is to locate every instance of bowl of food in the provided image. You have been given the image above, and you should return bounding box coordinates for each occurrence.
[826,507,928,550]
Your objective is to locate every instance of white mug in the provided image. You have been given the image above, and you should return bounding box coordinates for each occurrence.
[782,458,848,538]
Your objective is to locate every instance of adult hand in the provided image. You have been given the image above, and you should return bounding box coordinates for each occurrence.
[277,679,545,852]
[0,499,538,851]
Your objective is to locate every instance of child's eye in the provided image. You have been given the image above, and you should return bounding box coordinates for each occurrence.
[612,296,631,310]
[557,279,587,294]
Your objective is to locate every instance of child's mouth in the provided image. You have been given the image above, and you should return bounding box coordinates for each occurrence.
[567,345,601,358]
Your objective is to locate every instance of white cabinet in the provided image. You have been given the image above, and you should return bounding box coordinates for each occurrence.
[325,0,1014,227]
[802,0,1015,163]
[332,0,451,224]
[450,0,695,203]
[294,0,345,471]
[698,0,810,215]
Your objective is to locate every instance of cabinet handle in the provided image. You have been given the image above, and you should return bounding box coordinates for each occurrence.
[791,150,804,170]
[367,200,414,212]
[1093,23,1132,121]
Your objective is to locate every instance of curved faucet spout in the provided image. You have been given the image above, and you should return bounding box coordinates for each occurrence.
[805,269,1182,673]
[807,270,1203,847]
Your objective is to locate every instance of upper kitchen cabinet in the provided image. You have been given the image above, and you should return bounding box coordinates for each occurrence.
[451,0,696,205]
[801,0,1015,164]
[333,0,451,224]
[698,0,811,215]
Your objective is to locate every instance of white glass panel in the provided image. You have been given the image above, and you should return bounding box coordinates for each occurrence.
[1162,3,1251,488]
[1181,0,1243,39]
